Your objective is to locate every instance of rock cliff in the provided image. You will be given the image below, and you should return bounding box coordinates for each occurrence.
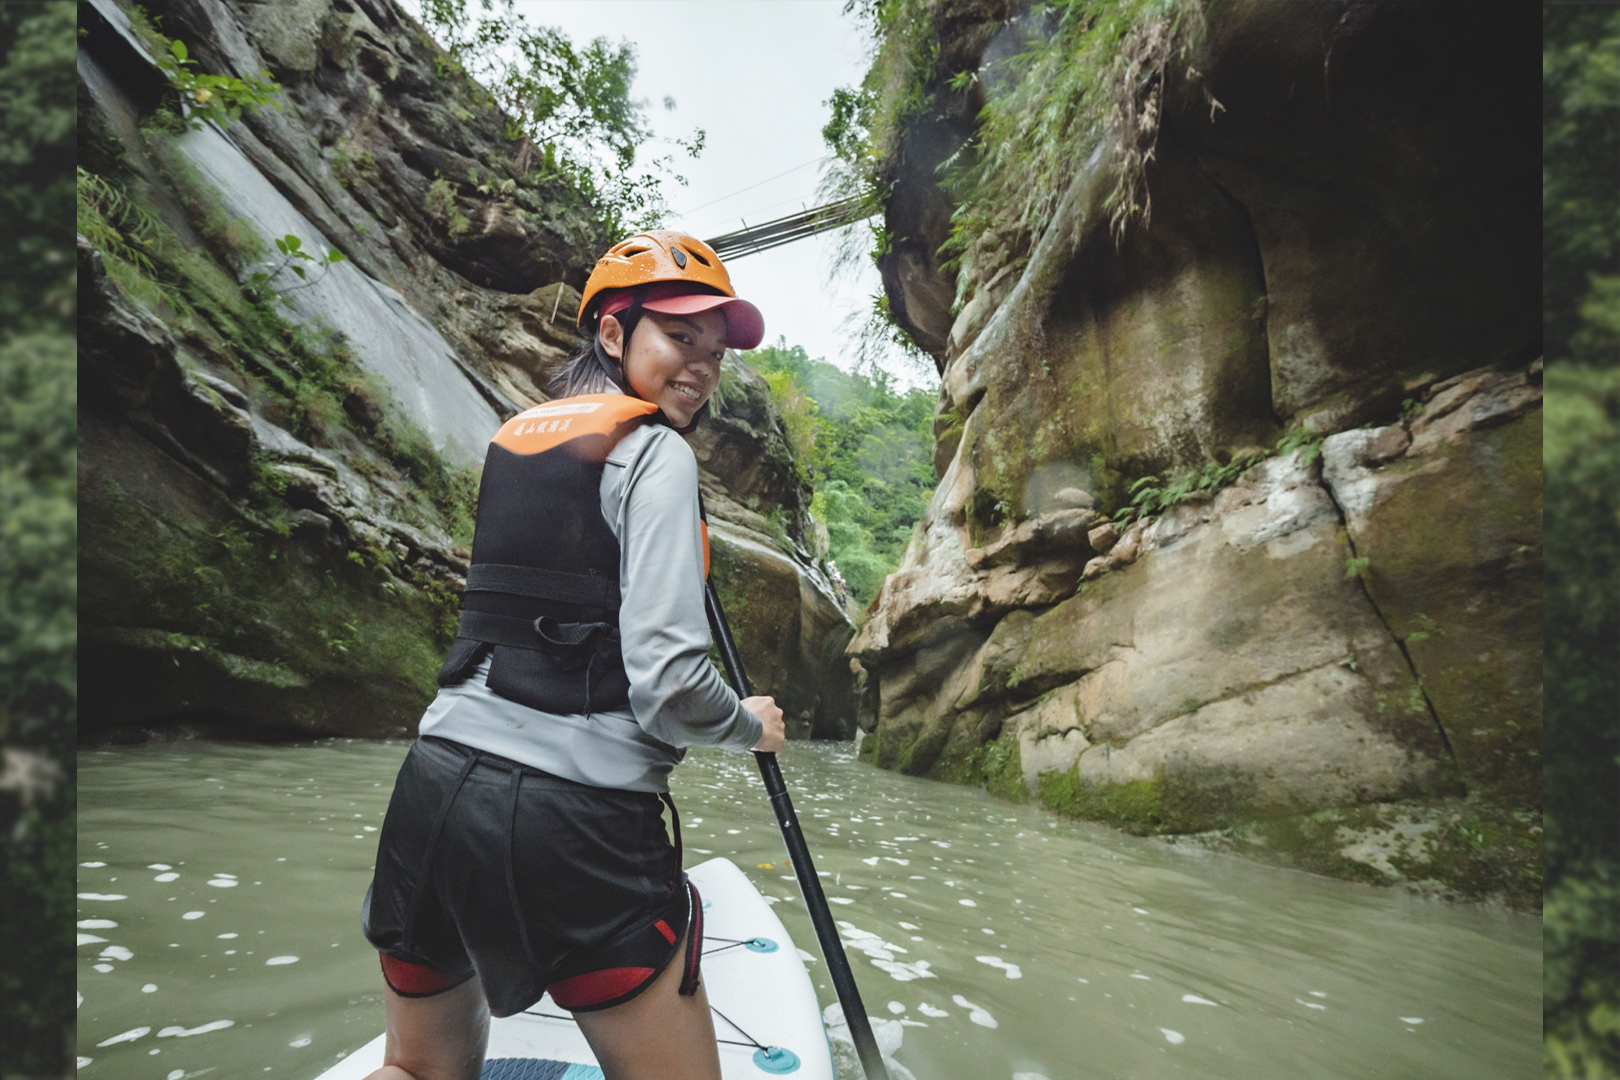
[78,0,854,741]
[849,1,1541,906]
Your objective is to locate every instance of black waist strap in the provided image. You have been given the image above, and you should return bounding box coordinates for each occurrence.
[465,563,620,607]
[453,610,549,650]
[454,611,620,653]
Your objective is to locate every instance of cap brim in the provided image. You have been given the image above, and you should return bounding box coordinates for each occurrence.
[640,293,765,351]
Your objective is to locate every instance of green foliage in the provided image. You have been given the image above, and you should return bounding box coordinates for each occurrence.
[939,0,1203,289]
[77,165,165,280]
[758,368,822,481]
[425,175,472,236]
[1545,8,1620,368]
[1343,555,1370,581]
[740,340,936,606]
[1545,367,1620,1074]
[416,0,703,237]
[0,1,74,336]
[0,6,76,1070]
[1110,449,1265,526]
[1544,12,1620,1072]
[816,1,955,367]
[826,0,1204,331]
[141,19,282,131]
[244,233,349,303]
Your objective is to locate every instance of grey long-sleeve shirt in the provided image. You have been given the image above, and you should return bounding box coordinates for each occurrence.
[417,418,763,791]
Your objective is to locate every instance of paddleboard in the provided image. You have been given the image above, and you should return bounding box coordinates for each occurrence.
[313,857,835,1080]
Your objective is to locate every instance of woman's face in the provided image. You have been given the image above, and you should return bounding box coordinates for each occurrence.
[602,308,727,428]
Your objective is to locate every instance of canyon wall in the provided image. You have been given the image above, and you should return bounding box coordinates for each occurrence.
[851,0,1541,906]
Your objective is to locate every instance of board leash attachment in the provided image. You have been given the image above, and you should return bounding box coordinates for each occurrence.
[704,581,891,1080]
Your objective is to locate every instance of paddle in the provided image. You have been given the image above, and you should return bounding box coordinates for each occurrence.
[704,581,891,1080]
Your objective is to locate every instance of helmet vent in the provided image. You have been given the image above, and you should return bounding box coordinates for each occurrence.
[615,243,652,257]
[687,248,711,267]
[670,246,688,268]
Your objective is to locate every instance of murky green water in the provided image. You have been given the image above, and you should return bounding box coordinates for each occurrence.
[77,738,1539,1080]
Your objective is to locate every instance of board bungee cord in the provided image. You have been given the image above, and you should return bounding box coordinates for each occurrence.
[704,581,891,1080]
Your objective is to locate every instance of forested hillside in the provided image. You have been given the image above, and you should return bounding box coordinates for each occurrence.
[739,341,936,606]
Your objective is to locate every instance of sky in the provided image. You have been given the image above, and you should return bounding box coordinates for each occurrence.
[411,0,930,384]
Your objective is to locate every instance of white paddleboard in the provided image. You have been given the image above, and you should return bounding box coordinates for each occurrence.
[314,857,834,1080]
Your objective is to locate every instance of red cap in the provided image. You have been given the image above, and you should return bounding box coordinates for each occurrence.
[598,281,765,351]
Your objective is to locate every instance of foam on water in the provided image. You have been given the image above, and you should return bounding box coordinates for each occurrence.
[157,1020,235,1037]
[96,1027,150,1046]
[951,995,998,1029]
[976,956,1022,978]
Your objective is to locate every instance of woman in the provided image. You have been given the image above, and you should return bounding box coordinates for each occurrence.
[361,231,785,1080]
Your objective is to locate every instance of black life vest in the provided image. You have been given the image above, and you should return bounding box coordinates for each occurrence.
[437,393,709,715]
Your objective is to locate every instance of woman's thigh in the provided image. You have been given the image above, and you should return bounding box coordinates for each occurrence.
[572,926,720,1080]
[368,976,490,1080]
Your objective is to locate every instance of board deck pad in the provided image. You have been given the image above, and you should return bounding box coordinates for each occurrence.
[315,858,834,1080]
[480,1060,602,1080]
[479,1062,609,1075]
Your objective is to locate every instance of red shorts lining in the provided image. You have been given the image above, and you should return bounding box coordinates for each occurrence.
[380,954,471,998]
[547,966,657,1010]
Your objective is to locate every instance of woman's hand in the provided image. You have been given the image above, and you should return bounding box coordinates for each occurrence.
[743,696,785,754]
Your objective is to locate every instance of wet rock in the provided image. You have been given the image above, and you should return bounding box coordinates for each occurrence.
[1320,362,1543,807]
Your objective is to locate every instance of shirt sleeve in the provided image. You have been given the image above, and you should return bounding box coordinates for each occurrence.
[612,427,763,752]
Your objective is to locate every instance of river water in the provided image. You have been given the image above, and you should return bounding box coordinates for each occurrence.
[77,738,1539,1080]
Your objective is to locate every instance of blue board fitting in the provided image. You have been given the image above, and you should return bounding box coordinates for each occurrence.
[752,1046,800,1074]
[744,937,779,953]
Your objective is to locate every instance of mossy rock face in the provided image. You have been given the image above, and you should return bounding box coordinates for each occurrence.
[708,523,855,741]
[79,410,445,739]
[1183,800,1544,911]
[1336,413,1543,808]
[868,630,987,774]
[953,147,1277,532]
[926,723,1024,803]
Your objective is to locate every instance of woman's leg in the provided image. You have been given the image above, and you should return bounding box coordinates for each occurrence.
[364,975,490,1080]
[572,926,721,1080]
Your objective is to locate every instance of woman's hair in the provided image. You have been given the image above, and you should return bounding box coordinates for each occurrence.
[548,300,646,399]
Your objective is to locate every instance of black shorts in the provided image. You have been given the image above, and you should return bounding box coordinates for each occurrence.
[361,736,701,1017]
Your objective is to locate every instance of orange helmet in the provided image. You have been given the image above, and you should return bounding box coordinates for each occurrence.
[578,230,764,349]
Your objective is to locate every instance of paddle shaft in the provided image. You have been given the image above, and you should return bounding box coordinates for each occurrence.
[704,581,890,1080]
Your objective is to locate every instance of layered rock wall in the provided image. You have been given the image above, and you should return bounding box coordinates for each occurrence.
[852,1,1541,905]
[78,0,854,740]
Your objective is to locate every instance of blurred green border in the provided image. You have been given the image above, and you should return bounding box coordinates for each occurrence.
[1544,7,1620,1076]
[0,2,76,1076]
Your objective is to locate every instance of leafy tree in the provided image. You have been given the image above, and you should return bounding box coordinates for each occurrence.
[1545,7,1620,367]
[1544,9,1620,1075]
[0,4,74,1073]
[741,341,936,606]
[416,0,703,237]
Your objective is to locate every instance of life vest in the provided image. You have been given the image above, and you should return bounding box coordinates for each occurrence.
[436,393,710,715]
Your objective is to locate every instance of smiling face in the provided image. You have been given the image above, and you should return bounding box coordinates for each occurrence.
[601,307,728,428]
